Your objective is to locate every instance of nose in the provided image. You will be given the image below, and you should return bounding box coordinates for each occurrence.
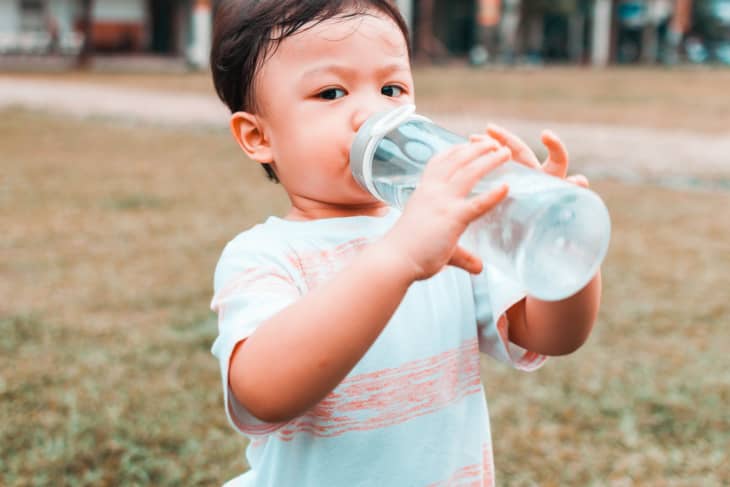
[350,91,400,132]
[350,106,374,133]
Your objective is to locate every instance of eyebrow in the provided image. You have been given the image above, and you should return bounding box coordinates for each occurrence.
[300,63,410,81]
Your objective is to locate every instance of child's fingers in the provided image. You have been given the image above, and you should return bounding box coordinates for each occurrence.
[448,185,508,273]
[427,141,496,178]
[437,140,501,179]
[424,143,471,178]
[468,133,499,144]
[486,123,540,168]
[464,183,509,221]
[447,246,483,275]
[566,174,590,188]
[540,130,569,179]
[451,147,511,196]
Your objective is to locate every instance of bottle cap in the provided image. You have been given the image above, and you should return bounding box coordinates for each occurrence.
[350,104,419,197]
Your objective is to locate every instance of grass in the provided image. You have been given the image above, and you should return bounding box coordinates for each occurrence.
[1,94,729,485]
[484,177,730,484]
[1,109,288,485]
[6,65,730,133]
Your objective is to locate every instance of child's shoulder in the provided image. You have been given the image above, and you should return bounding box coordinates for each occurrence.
[213,218,295,290]
[220,209,401,263]
[219,217,290,260]
[217,214,337,266]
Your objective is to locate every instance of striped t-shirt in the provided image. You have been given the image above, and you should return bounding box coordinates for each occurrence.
[211,208,546,487]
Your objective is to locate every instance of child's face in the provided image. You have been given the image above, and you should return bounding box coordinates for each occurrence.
[250,11,414,216]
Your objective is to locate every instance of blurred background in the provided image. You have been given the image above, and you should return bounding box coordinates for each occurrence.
[1,0,730,68]
[1,1,729,486]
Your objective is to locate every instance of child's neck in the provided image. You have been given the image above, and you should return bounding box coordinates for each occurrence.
[285,202,390,221]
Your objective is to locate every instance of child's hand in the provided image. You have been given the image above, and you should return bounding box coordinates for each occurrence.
[472,124,589,188]
[382,140,511,281]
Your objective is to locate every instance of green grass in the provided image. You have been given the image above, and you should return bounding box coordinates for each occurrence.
[1,314,233,486]
[2,106,728,485]
[485,180,730,484]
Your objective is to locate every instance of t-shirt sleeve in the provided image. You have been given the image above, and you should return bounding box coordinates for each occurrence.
[471,264,547,372]
[210,234,302,436]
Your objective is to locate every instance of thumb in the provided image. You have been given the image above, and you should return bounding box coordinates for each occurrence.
[540,130,569,179]
[448,246,483,275]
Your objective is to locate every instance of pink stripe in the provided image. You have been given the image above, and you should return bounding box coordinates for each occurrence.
[213,269,297,310]
[482,442,494,487]
[274,338,482,441]
[426,443,493,487]
[250,437,267,448]
[290,238,371,289]
[227,396,285,436]
[214,237,371,312]
[212,268,300,322]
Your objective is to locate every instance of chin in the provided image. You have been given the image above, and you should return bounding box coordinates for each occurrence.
[349,187,379,204]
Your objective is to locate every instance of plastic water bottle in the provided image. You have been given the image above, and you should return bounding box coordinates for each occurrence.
[350,104,611,301]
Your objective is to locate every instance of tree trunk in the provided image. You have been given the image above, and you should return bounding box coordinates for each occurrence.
[76,0,94,69]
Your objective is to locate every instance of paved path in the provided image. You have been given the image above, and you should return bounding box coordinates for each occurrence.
[2,77,728,187]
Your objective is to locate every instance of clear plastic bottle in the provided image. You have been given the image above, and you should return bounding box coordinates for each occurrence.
[350,104,611,301]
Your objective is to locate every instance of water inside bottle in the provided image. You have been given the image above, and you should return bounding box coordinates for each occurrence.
[474,185,607,300]
[518,190,609,300]
[372,169,609,300]
[360,116,610,300]
[372,174,418,208]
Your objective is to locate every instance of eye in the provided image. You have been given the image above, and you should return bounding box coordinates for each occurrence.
[318,88,346,100]
[381,85,404,97]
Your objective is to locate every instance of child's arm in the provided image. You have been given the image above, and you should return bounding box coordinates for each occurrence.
[229,141,511,423]
[481,124,602,355]
[506,272,601,355]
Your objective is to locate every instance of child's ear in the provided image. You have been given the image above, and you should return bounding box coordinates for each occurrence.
[230,111,273,163]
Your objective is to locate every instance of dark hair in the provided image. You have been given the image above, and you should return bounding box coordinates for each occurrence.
[211,0,411,182]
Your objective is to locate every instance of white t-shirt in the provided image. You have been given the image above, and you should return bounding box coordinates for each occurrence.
[211,208,546,487]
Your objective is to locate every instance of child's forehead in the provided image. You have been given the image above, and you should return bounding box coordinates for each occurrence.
[269,13,408,65]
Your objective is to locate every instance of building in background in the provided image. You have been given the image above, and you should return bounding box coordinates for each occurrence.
[400,0,728,66]
[1,0,727,68]
[0,0,212,68]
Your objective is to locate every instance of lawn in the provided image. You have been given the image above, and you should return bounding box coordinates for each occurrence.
[1,98,728,484]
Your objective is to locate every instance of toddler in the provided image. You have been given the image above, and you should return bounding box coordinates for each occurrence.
[209,1,601,485]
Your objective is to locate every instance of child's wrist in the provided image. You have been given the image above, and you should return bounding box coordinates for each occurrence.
[366,239,419,287]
